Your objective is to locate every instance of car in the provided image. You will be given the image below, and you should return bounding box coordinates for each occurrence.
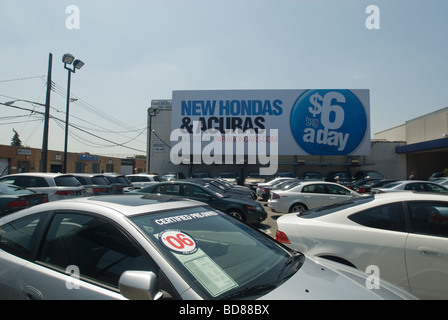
[70,173,113,196]
[325,171,354,185]
[353,179,399,194]
[433,177,448,188]
[102,173,132,194]
[161,172,186,181]
[257,178,297,201]
[131,180,266,224]
[191,171,210,178]
[371,180,448,194]
[256,177,295,198]
[217,171,239,185]
[243,172,269,190]
[0,173,86,201]
[0,182,48,216]
[268,181,361,214]
[0,194,416,300]
[428,172,445,181]
[354,170,386,180]
[126,173,162,189]
[300,171,324,180]
[194,178,256,200]
[275,192,448,299]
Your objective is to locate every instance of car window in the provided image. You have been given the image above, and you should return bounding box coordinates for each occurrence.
[183,185,209,198]
[423,183,448,193]
[348,202,407,232]
[326,184,350,195]
[0,212,48,260]
[408,202,448,238]
[54,176,81,187]
[405,183,425,191]
[302,184,326,194]
[156,184,180,195]
[40,213,158,289]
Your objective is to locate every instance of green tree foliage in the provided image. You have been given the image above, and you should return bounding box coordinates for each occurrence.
[11,129,22,147]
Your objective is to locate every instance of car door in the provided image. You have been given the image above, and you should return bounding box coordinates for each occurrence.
[325,184,354,205]
[0,212,48,299]
[15,211,161,299]
[405,201,448,299]
[300,184,331,209]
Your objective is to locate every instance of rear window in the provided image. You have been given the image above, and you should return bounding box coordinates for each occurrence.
[55,176,82,187]
[92,176,109,185]
[299,196,375,219]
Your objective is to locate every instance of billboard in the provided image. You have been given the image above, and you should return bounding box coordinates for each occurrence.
[171,89,370,156]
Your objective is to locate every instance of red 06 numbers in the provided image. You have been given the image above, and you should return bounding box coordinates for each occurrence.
[160,230,197,254]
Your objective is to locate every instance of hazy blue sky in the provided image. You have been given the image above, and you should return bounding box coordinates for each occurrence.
[1,0,447,157]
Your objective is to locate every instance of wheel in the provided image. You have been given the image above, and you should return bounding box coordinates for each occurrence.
[289,203,308,214]
[227,209,246,221]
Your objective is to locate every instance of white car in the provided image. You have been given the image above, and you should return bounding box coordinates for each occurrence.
[0,173,86,201]
[0,195,415,300]
[275,192,448,299]
[268,181,361,214]
[126,173,161,189]
[371,180,448,194]
[256,177,295,198]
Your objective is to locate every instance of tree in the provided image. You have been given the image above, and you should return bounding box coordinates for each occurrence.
[11,129,22,147]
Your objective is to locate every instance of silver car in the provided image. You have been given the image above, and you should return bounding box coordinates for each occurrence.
[0,195,416,300]
[0,173,86,201]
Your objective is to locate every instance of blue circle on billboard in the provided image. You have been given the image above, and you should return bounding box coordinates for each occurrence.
[290,89,367,155]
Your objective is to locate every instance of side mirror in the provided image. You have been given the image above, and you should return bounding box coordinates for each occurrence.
[118,271,163,300]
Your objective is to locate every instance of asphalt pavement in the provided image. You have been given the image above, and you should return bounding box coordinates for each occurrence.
[256,199,283,238]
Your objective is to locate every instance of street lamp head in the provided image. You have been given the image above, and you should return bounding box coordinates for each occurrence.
[73,59,84,70]
[62,53,75,65]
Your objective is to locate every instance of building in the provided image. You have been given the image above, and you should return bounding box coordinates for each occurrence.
[0,144,146,176]
[375,106,448,180]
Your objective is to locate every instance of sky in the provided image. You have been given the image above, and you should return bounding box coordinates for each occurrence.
[1,0,448,157]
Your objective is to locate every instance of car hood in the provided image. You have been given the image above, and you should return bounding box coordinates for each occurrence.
[260,255,417,300]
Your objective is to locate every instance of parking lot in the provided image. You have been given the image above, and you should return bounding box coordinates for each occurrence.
[256,199,280,237]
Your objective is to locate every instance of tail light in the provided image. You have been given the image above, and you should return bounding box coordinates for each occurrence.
[93,188,107,193]
[262,188,269,193]
[7,200,30,208]
[271,193,280,199]
[55,190,76,196]
[275,230,291,244]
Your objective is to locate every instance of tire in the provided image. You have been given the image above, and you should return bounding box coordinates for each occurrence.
[227,209,246,221]
[289,203,308,214]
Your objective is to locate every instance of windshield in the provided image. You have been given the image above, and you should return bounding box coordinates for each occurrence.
[131,207,301,299]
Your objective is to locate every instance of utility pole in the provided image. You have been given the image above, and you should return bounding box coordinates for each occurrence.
[41,53,53,172]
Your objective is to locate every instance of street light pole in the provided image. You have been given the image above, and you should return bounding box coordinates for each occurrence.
[62,53,84,173]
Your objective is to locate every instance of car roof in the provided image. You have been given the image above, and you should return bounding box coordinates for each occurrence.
[0,194,206,222]
[2,172,74,178]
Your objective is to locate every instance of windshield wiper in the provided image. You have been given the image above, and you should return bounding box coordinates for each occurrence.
[277,250,303,280]
[220,283,278,300]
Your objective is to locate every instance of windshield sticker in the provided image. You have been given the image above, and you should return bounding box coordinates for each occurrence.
[159,230,198,255]
[175,248,238,297]
[154,210,218,226]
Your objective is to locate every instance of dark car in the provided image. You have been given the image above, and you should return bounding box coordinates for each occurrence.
[354,179,398,194]
[325,172,354,185]
[0,182,48,216]
[132,181,266,224]
[195,178,256,200]
[103,173,132,194]
[354,170,385,180]
[71,173,113,196]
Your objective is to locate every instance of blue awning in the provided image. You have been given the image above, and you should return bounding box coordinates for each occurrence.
[396,137,448,154]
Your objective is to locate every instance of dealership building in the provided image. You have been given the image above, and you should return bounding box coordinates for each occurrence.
[148,90,446,181]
